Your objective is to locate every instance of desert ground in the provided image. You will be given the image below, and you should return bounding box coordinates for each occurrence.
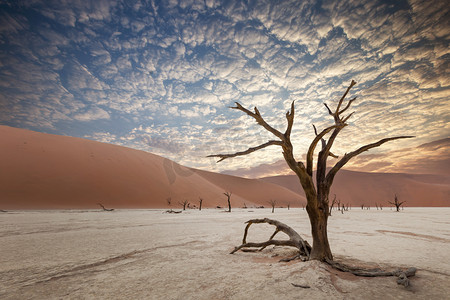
[1,208,449,299]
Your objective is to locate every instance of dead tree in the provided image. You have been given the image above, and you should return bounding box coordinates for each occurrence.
[166,197,172,207]
[224,192,232,212]
[287,203,290,210]
[97,203,114,211]
[389,194,405,212]
[268,199,277,213]
[329,194,337,216]
[199,198,203,211]
[179,200,189,210]
[209,80,413,261]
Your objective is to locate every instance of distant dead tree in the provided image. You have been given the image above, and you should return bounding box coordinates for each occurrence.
[224,192,232,212]
[209,81,415,285]
[389,194,405,212]
[198,198,203,211]
[287,203,290,210]
[329,194,337,216]
[97,203,114,211]
[179,200,189,210]
[268,199,277,213]
[361,204,365,210]
[166,197,172,207]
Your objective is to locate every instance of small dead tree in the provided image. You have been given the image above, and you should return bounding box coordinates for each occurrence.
[179,200,189,210]
[287,203,290,210]
[209,80,415,281]
[97,203,114,211]
[166,197,172,207]
[329,194,337,216]
[199,197,203,211]
[389,194,405,212]
[224,192,232,212]
[268,199,277,213]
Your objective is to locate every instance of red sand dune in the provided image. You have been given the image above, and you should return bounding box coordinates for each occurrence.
[0,126,303,209]
[1,125,448,209]
[262,170,450,207]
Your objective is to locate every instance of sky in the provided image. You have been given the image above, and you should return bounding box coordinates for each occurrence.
[0,0,449,178]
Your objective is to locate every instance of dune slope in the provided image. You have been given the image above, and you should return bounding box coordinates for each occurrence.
[0,126,303,209]
[261,170,450,207]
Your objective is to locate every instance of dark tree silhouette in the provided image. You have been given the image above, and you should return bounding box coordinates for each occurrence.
[268,199,277,213]
[199,197,203,211]
[224,192,232,212]
[209,80,413,262]
[179,200,189,210]
[389,194,405,212]
[329,194,337,216]
[97,203,114,211]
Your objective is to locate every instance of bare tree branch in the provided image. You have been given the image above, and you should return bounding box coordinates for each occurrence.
[307,124,339,176]
[326,136,415,185]
[339,97,356,115]
[207,140,283,162]
[341,111,355,123]
[231,102,285,140]
[323,103,333,116]
[284,101,295,138]
[335,80,357,118]
[231,218,311,260]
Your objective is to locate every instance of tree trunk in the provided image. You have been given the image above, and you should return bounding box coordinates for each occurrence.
[306,202,333,261]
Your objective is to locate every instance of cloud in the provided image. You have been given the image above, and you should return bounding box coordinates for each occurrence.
[73,107,110,121]
[0,0,449,176]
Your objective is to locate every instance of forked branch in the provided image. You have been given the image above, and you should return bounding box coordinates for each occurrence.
[307,125,339,175]
[231,102,285,141]
[326,136,415,185]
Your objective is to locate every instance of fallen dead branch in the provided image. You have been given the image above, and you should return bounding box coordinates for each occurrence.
[230,218,311,262]
[97,203,114,211]
[325,259,417,287]
[165,209,182,214]
[231,218,416,287]
[291,283,311,288]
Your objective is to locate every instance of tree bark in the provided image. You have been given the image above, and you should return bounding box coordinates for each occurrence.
[307,200,332,261]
